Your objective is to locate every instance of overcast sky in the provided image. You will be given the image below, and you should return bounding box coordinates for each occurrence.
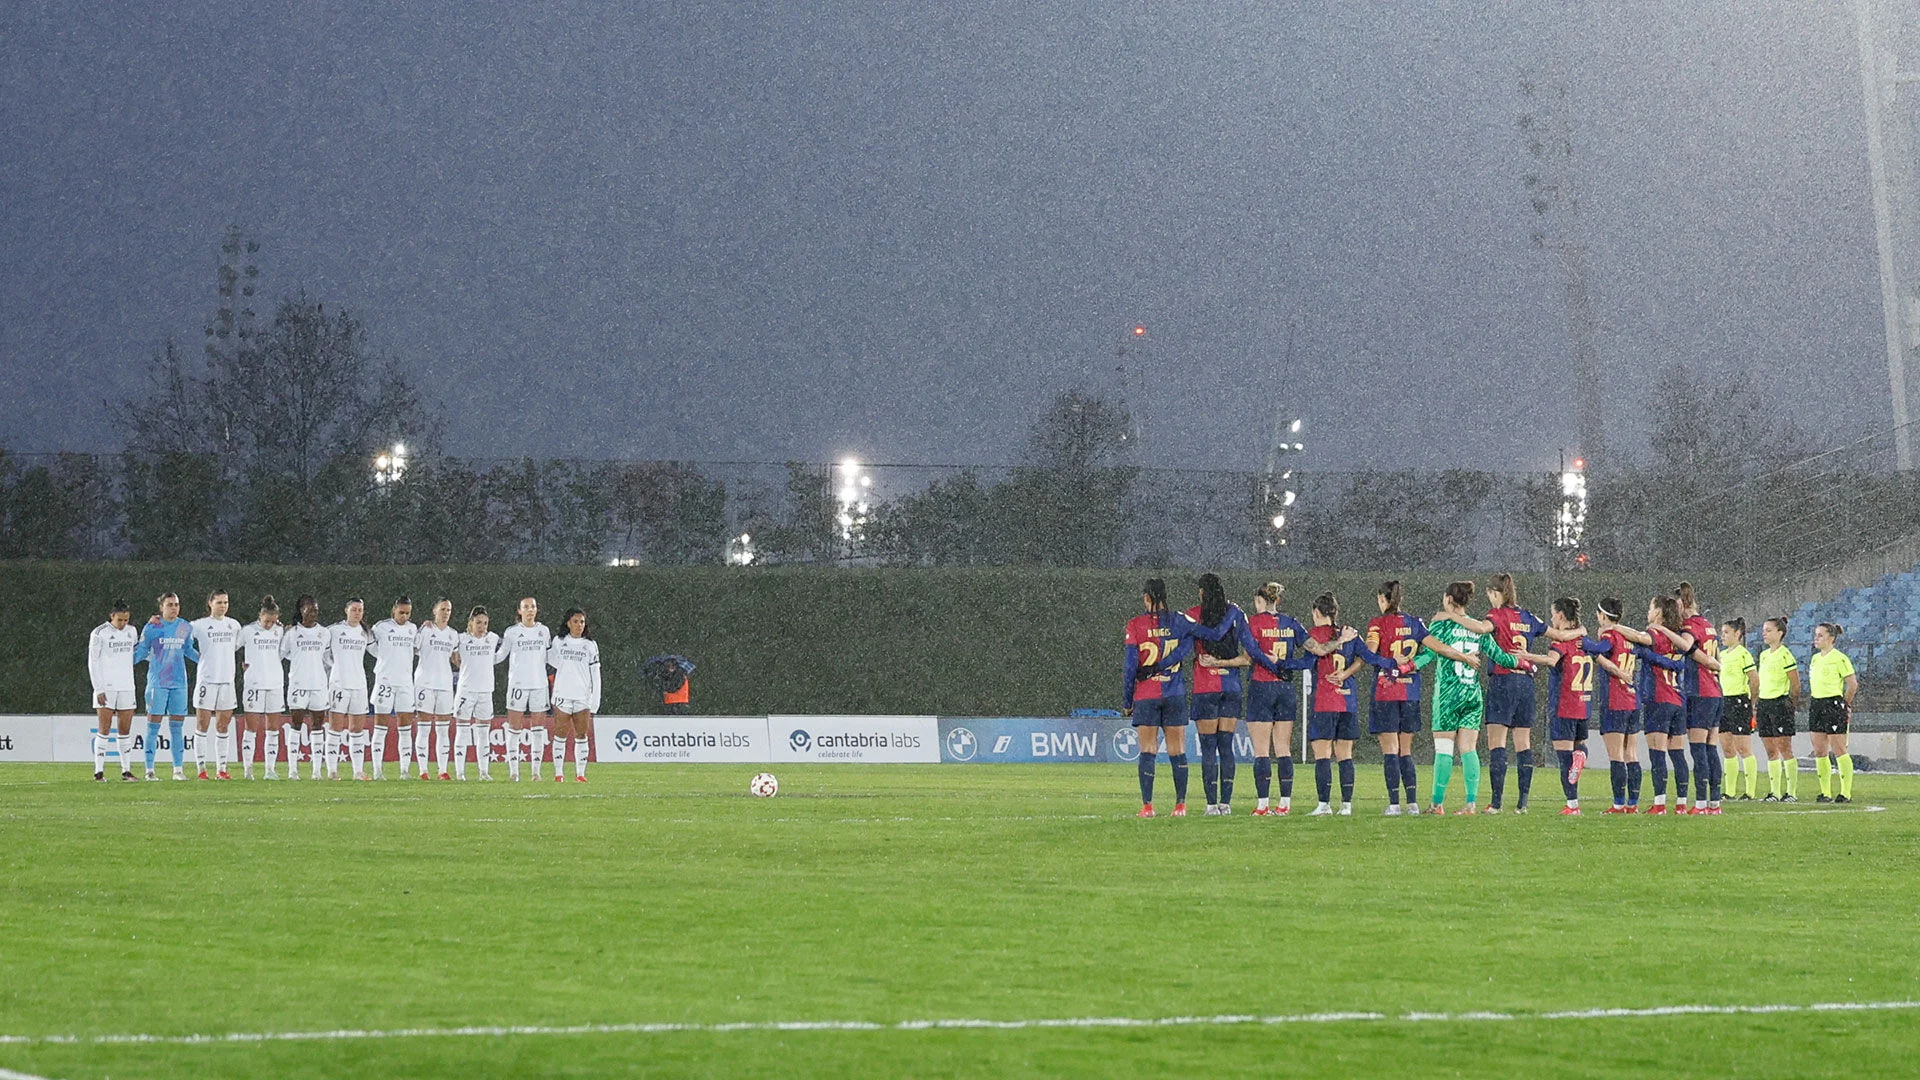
[0,0,1891,471]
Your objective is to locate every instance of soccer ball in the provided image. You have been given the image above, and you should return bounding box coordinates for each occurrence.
[749,772,779,798]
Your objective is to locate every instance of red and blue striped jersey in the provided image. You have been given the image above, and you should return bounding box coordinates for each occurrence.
[1364,613,1427,702]
[1487,606,1547,676]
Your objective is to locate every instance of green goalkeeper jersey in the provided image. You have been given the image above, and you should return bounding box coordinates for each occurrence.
[1414,617,1519,732]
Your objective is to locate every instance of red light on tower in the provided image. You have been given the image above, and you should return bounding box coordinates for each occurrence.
[1131,325,1147,337]
[1572,457,1586,470]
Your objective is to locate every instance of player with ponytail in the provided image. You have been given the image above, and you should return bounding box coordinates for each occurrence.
[1363,581,1428,815]
[1121,577,1243,817]
[1236,582,1318,815]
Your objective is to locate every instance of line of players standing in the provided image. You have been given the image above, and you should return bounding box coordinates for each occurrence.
[1121,575,1861,818]
[85,589,602,783]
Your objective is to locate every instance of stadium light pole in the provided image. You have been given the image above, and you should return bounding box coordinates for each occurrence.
[726,532,756,566]
[833,458,871,563]
[372,442,408,486]
[1855,0,1918,469]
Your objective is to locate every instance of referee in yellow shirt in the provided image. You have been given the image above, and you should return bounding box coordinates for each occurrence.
[1715,619,1758,799]
[1755,617,1802,802]
[1807,622,1859,803]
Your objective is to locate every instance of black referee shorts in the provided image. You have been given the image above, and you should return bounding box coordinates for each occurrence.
[1719,695,1754,735]
[1808,696,1850,736]
[1756,696,1796,739]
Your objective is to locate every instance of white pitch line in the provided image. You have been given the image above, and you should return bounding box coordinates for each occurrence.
[3,1000,1917,1047]
[0,1066,54,1080]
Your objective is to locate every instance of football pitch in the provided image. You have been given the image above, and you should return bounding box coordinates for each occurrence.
[3,764,1919,1079]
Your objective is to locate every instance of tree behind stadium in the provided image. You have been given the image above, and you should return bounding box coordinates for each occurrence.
[107,296,438,562]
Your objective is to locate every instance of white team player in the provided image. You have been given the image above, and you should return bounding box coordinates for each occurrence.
[190,589,244,780]
[497,596,553,781]
[88,598,141,781]
[546,607,600,782]
[239,596,287,779]
[327,599,375,780]
[450,606,501,781]
[281,596,331,780]
[369,596,419,781]
[413,599,460,780]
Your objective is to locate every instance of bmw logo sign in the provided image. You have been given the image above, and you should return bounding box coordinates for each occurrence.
[789,729,812,752]
[945,726,977,761]
[1111,726,1140,761]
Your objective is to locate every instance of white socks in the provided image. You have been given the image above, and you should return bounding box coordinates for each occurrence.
[452,724,469,780]
[93,733,106,773]
[264,729,280,774]
[529,729,547,780]
[371,724,388,778]
[212,729,229,775]
[241,730,258,775]
[434,722,450,776]
[192,727,207,771]
[396,724,414,775]
[574,735,588,778]
[507,728,523,781]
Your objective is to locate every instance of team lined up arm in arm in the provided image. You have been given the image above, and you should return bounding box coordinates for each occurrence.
[1652,622,1721,672]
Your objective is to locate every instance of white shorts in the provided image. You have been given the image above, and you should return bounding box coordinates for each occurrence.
[505,685,551,713]
[330,687,370,716]
[287,688,329,713]
[552,698,592,716]
[372,683,415,716]
[194,683,237,712]
[243,686,286,715]
[94,689,136,712]
[454,694,494,722]
[414,687,454,716]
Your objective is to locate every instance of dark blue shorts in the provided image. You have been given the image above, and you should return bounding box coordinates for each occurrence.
[1367,699,1422,735]
[1485,674,1535,730]
[1245,680,1297,724]
[1644,702,1687,738]
[1549,715,1589,744]
[1686,696,1722,732]
[1601,708,1639,736]
[1131,698,1185,728]
[1308,710,1359,743]
[1191,691,1243,723]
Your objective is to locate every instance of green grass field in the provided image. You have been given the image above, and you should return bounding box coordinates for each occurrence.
[3,763,1919,1079]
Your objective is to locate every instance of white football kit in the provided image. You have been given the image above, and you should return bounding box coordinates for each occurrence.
[240,620,287,715]
[282,624,332,713]
[412,623,459,715]
[190,615,243,712]
[454,631,501,721]
[497,622,553,712]
[547,635,601,714]
[369,618,419,716]
[88,621,140,712]
[326,621,373,715]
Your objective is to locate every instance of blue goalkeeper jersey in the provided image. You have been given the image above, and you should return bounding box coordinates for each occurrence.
[134,617,198,690]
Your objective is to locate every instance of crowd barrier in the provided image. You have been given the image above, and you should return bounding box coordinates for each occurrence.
[4,714,1920,768]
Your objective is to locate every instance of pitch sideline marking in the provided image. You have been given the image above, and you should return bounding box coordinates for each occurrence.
[3,1000,1917,1048]
[0,1066,53,1080]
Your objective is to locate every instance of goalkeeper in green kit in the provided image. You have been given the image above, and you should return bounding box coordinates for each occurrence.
[1413,581,1545,814]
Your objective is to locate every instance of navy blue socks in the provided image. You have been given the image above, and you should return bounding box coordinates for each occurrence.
[1217,734,1236,805]
[1199,733,1220,806]
[1488,746,1509,808]
[1314,757,1332,803]
[1137,752,1155,805]
[1337,758,1355,804]
[1253,756,1272,799]
[1169,753,1190,803]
